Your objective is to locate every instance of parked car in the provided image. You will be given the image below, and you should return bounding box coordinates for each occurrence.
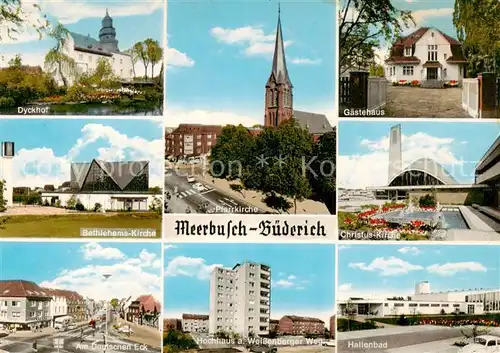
[67,324,77,330]
[192,183,206,192]
[187,175,196,183]
[248,345,277,353]
[459,335,500,352]
[118,326,133,334]
[322,340,336,347]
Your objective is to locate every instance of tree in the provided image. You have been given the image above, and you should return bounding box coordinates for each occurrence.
[44,22,77,87]
[8,54,21,68]
[0,179,6,212]
[79,58,119,88]
[308,129,336,215]
[344,300,357,331]
[145,38,163,78]
[369,63,384,77]
[453,0,500,75]
[243,120,314,214]
[0,1,48,42]
[339,0,414,75]
[140,305,145,325]
[110,298,119,308]
[209,124,256,180]
[132,41,150,80]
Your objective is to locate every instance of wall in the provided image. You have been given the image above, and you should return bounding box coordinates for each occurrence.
[41,192,154,211]
[367,77,387,110]
[408,189,485,205]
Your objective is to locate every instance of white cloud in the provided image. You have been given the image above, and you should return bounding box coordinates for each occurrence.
[338,283,352,291]
[39,245,161,301]
[166,47,195,67]
[397,247,421,255]
[338,283,412,300]
[272,274,308,290]
[210,26,292,57]
[81,243,125,260]
[290,57,321,65]
[165,108,261,127]
[349,257,423,276]
[166,106,335,128]
[164,244,177,251]
[339,245,351,250]
[426,262,487,276]
[338,131,466,189]
[10,123,163,188]
[164,256,222,280]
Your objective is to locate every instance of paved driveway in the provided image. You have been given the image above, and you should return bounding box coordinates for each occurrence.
[385,86,465,118]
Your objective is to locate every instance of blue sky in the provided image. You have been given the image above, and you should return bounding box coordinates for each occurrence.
[164,243,335,322]
[1,0,164,76]
[337,121,500,189]
[0,242,161,301]
[338,244,500,299]
[0,119,163,187]
[167,0,335,126]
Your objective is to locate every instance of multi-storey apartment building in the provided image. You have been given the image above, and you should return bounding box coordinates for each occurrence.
[278,315,325,335]
[164,318,182,332]
[182,314,209,333]
[0,280,52,329]
[209,262,271,337]
[165,124,222,159]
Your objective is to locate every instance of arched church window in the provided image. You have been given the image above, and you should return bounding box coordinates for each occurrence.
[272,89,278,106]
[267,90,272,105]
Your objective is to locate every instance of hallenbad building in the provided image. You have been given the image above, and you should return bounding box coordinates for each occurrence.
[338,281,500,317]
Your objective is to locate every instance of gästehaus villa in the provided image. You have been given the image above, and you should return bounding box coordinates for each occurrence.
[338,281,500,317]
[53,9,134,85]
[385,27,468,88]
[40,159,157,211]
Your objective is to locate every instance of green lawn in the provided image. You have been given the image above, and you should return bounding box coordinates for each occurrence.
[0,212,161,237]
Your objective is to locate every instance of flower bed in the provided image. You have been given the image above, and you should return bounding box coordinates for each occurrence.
[444,80,460,88]
[341,203,438,239]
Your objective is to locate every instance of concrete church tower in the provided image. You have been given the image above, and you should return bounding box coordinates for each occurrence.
[388,125,402,184]
[1,142,14,207]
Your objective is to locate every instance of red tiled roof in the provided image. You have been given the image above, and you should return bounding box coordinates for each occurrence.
[386,27,466,64]
[0,280,52,298]
[182,313,209,320]
[136,294,161,312]
[42,288,84,301]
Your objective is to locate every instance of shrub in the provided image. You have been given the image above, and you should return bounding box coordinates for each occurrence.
[337,318,377,332]
[75,202,85,211]
[419,194,436,207]
[93,203,102,212]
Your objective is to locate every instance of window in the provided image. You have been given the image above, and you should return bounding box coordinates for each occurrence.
[428,45,438,61]
[267,90,272,105]
[404,47,412,56]
[272,90,278,106]
[402,66,414,76]
[444,53,447,60]
[79,54,83,60]
[120,59,123,64]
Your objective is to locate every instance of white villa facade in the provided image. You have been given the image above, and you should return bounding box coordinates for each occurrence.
[338,281,500,317]
[53,10,134,85]
[385,27,468,85]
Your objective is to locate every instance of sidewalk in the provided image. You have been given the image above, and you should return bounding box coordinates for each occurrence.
[197,175,330,214]
[115,318,161,348]
[5,327,55,338]
[385,338,459,353]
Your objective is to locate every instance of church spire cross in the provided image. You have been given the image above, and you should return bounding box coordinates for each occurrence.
[271,1,290,85]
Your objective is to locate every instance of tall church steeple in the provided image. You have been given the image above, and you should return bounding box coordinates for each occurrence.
[264,3,293,128]
[99,9,119,52]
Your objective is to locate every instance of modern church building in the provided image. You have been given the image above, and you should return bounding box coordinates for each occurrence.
[41,159,156,211]
[52,9,134,85]
[368,125,492,206]
[338,281,500,317]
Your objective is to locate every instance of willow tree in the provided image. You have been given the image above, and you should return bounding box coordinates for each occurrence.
[339,0,414,75]
[0,0,48,42]
[44,22,77,87]
[145,38,163,79]
[453,0,500,74]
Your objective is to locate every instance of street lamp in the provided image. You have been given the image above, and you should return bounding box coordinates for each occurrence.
[103,274,112,349]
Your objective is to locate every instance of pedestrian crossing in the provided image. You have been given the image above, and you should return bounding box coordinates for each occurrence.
[177,187,213,199]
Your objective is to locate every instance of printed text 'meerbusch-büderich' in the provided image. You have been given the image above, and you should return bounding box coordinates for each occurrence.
[174,219,327,238]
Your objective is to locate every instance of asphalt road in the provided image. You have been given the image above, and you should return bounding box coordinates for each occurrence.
[164,173,264,214]
[0,318,160,353]
[338,327,463,352]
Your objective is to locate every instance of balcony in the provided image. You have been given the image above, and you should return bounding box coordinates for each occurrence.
[260,283,270,290]
[260,292,269,298]
[260,265,270,274]
[260,300,269,307]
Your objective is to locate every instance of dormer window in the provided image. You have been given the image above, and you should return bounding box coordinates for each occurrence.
[404,47,412,57]
[431,32,434,38]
